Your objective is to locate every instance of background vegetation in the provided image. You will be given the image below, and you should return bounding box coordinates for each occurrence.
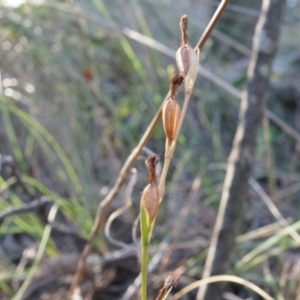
[0,0,300,299]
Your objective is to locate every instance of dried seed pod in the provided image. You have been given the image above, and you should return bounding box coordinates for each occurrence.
[140,183,160,223]
[176,44,197,78]
[162,98,181,141]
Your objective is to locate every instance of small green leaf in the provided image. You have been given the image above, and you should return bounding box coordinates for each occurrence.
[140,204,152,244]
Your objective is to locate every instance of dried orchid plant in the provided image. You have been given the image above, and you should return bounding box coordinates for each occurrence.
[70,1,230,297]
[140,15,200,300]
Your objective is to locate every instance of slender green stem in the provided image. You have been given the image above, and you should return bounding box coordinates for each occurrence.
[141,241,149,300]
[140,204,153,300]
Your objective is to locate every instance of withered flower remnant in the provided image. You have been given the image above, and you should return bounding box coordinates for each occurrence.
[169,74,184,99]
[180,15,188,45]
[176,15,197,78]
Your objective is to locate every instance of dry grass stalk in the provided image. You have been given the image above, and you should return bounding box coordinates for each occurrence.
[174,275,274,300]
[155,273,179,300]
[197,0,287,299]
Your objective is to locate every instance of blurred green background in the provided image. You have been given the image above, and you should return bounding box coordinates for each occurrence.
[1,0,300,299]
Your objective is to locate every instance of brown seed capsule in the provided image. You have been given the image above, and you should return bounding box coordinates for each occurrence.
[176,44,197,78]
[162,98,181,141]
[141,183,160,223]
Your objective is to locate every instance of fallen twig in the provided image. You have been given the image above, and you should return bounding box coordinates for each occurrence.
[0,197,52,223]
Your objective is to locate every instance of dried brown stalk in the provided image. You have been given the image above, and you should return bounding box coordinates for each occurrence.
[0,197,53,223]
[195,0,230,51]
[197,1,286,299]
[156,273,179,300]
